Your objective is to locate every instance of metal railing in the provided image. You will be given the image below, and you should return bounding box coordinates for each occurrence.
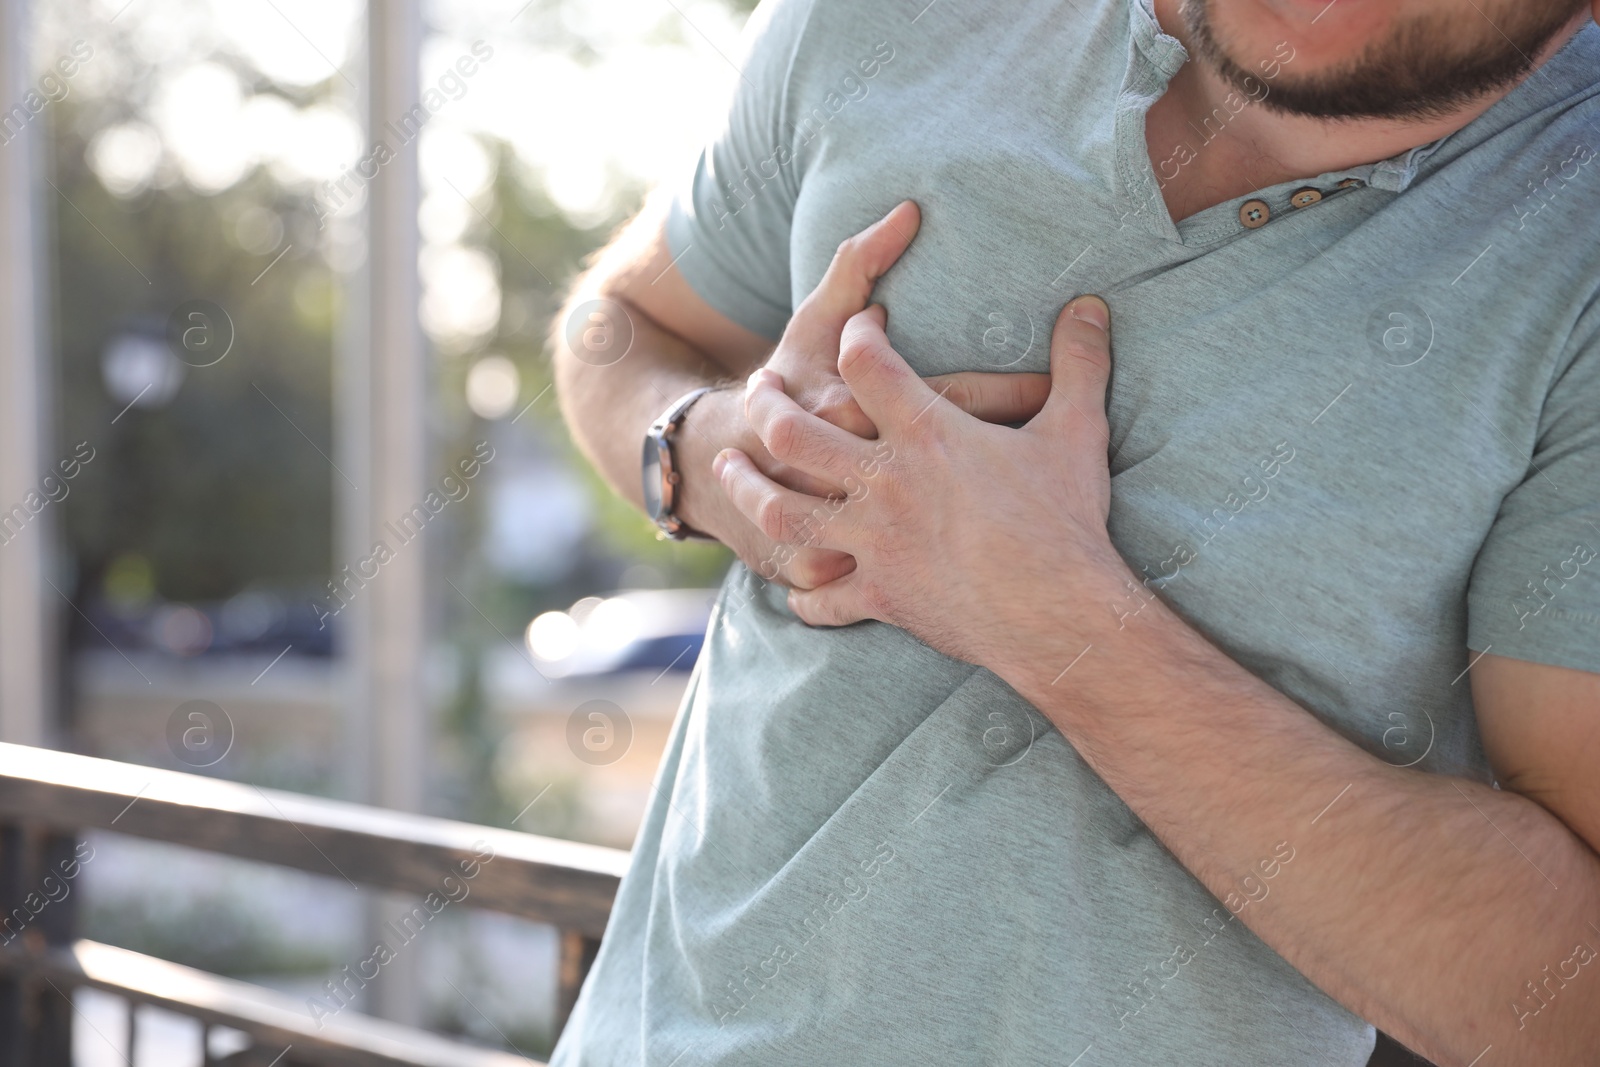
[0,743,628,1066]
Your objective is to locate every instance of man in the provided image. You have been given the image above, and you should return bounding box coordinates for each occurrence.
[550,0,1600,1062]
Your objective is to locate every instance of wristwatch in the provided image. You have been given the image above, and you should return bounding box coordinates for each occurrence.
[642,386,716,540]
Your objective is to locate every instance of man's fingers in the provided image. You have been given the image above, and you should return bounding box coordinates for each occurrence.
[838,305,939,433]
[789,201,921,351]
[1032,295,1112,443]
[779,548,856,591]
[745,369,873,487]
[925,371,1051,424]
[750,545,855,591]
[715,448,859,549]
[786,574,881,628]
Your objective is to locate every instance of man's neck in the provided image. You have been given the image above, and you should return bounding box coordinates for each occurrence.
[1145,0,1588,222]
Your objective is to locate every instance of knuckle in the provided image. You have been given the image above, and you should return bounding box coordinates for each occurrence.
[786,554,826,590]
[764,410,807,463]
[789,594,821,627]
[756,493,792,543]
[939,378,973,414]
[838,335,877,375]
[792,512,822,548]
[1061,336,1111,373]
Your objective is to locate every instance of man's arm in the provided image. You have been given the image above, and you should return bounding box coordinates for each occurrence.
[551,192,771,527]
[713,288,1600,1065]
[1003,618,1600,1067]
[1476,654,1600,853]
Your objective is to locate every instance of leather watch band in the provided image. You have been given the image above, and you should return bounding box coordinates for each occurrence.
[643,386,717,541]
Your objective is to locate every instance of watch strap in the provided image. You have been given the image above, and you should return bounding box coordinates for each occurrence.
[647,386,717,540]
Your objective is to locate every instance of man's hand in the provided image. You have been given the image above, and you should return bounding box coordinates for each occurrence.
[677,200,1056,594]
[710,291,1129,669]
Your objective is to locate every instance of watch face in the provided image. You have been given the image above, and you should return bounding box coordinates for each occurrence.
[642,435,665,519]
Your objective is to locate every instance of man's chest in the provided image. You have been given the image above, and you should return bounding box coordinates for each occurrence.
[785,147,1550,746]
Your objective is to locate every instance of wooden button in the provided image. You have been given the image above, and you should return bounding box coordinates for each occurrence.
[1337,178,1362,189]
[1290,187,1323,208]
[1239,199,1270,228]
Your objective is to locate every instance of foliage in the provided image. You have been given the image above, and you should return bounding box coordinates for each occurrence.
[42,0,745,838]
[51,127,337,604]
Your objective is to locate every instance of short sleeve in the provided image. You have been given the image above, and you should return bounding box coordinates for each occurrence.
[1467,320,1600,674]
[663,0,819,341]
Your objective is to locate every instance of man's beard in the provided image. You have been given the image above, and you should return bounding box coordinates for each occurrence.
[1178,0,1588,120]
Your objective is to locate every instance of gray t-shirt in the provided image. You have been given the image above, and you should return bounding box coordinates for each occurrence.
[553,0,1600,1063]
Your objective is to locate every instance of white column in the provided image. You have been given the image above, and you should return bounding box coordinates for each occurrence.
[340,0,427,1024]
[0,0,51,749]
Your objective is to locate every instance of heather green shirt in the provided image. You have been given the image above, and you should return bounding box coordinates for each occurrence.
[554,1,1600,1062]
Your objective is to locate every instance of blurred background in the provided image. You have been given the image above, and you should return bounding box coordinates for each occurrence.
[0,0,760,1059]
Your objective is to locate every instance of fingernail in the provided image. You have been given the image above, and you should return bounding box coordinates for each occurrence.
[1069,295,1110,331]
[748,367,781,391]
[712,451,729,478]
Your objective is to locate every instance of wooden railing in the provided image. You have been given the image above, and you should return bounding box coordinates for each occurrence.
[0,743,628,1066]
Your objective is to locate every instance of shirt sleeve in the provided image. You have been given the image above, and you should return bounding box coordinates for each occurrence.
[663,0,820,341]
[1466,314,1600,675]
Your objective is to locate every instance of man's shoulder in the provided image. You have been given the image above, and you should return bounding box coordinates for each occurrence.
[749,0,909,71]
[1410,26,1600,308]
[755,0,1118,66]
[732,0,891,100]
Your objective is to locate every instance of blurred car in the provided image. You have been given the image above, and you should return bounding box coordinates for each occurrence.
[84,585,336,659]
[524,588,719,679]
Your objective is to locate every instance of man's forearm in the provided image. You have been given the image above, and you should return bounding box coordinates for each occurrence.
[553,290,736,515]
[995,585,1600,1065]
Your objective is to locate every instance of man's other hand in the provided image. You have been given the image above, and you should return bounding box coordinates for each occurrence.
[713,293,1122,672]
[677,200,1053,592]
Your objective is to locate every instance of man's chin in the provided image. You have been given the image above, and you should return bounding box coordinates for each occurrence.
[1235,57,1529,122]
[1241,76,1470,122]
[1191,0,1590,123]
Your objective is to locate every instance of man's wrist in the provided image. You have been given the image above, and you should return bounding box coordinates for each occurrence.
[983,547,1161,706]
[668,383,746,540]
